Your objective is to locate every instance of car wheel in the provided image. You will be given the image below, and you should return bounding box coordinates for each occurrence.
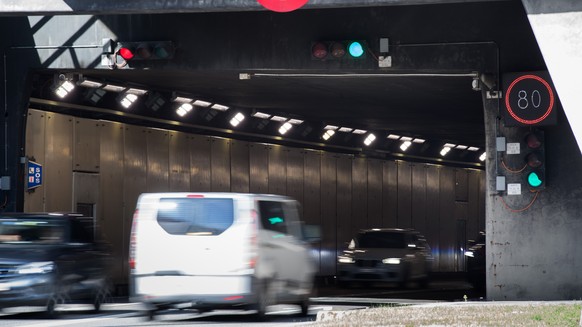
[298,297,310,316]
[93,281,112,312]
[254,280,272,320]
[399,265,410,289]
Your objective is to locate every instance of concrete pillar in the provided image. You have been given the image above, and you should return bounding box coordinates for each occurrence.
[521,0,582,153]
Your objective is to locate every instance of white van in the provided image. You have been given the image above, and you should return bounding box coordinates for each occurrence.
[129,192,317,319]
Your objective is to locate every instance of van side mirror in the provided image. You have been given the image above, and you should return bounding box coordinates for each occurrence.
[302,224,321,243]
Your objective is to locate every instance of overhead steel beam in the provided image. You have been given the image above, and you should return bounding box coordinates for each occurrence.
[0,0,511,16]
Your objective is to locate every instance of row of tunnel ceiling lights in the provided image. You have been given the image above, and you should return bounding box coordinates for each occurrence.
[53,77,486,162]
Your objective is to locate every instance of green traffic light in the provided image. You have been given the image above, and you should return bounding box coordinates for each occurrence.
[527,171,543,188]
[348,41,364,58]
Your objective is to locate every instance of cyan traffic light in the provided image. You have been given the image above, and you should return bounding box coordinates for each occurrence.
[523,130,546,191]
[311,40,368,60]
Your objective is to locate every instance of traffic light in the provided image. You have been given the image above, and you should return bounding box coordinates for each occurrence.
[113,41,175,67]
[311,40,368,60]
[522,129,546,191]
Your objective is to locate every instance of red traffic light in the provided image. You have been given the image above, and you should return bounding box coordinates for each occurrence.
[118,47,134,60]
[115,41,175,64]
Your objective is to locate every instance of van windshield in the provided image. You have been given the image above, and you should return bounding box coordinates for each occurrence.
[0,218,66,244]
[356,231,407,249]
[156,198,234,236]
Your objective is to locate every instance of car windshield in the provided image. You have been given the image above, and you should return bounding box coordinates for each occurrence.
[0,218,65,244]
[356,231,408,249]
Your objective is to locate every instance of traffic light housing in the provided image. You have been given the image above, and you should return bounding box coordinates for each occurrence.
[522,130,546,191]
[311,40,368,60]
[112,41,175,68]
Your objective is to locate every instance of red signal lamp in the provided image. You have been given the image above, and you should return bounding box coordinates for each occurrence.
[118,47,134,60]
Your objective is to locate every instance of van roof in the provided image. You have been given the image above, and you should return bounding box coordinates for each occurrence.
[139,192,295,200]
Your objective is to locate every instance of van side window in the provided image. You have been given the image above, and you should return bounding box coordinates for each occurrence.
[258,201,287,235]
[157,198,234,236]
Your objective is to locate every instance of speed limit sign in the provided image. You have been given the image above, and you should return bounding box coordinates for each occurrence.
[502,71,558,126]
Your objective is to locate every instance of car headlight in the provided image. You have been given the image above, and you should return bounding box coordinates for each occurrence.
[338,256,355,264]
[464,251,474,258]
[16,261,55,275]
[382,258,401,265]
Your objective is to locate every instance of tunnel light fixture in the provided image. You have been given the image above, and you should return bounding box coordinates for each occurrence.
[288,119,304,125]
[193,100,212,107]
[146,92,166,111]
[252,112,272,119]
[456,145,468,150]
[78,78,104,89]
[400,141,412,151]
[279,122,293,135]
[229,112,245,127]
[118,92,139,109]
[322,129,335,140]
[176,103,194,117]
[85,88,106,104]
[101,84,127,93]
[203,108,219,122]
[479,152,487,161]
[353,129,367,135]
[211,103,229,111]
[53,80,75,98]
[126,87,148,96]
[440,146,452,156]
[173,96,194,104]
[364,133,376,146]
[324,125,339,130]
[338,127,353,133]
[412,138,426,144]
[300,125,313,137]
[444,143,457,148]
[387,134,401,140]
[271,116,288,122]
[468,147,480,152]
[400,136,413,142]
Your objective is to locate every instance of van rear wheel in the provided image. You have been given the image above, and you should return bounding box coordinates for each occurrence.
[254,280,272,320]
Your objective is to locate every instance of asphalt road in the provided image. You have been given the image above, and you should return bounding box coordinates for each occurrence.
[0,274,482,327]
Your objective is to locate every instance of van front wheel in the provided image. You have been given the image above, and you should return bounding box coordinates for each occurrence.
[254,280,272,320]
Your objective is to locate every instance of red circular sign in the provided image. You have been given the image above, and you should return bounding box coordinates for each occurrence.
[257,0,309,12]
[504,74,555,125]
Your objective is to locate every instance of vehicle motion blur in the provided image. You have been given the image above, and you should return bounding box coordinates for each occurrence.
[337,228,433,288]
[0,212,111,315]
[130,192,318,319]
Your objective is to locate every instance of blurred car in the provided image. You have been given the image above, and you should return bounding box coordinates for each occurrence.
[130,193,318,320]
[0,212,111,316]
[336,228,433,288]
[465,230,486,289]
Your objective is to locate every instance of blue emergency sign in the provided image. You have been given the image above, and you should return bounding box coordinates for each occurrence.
[27,161,43,190]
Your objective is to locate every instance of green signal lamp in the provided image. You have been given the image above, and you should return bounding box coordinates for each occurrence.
[348,41,364,58]
[527,171,543,188]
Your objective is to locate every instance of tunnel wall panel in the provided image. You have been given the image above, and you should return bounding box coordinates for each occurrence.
[169,131,190,192]
[230,140,250,193]
[190,135,211,192]
[320,153,337,276]
[146,129,169,193]
[249,144,269,194]
[24,110,46,212]
[98,121,125,285]
[268,145,286,196]
[210,138,230,192]
[44,112,73,212]
[73,118,100,173]
[367,159,382,229]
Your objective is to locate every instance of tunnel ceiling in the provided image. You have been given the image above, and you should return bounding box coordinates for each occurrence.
[26,0,543,168]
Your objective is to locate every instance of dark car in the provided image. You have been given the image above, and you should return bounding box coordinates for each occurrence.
[0,212,111,315]
[465,231,486,290]
[336,228,433,288]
